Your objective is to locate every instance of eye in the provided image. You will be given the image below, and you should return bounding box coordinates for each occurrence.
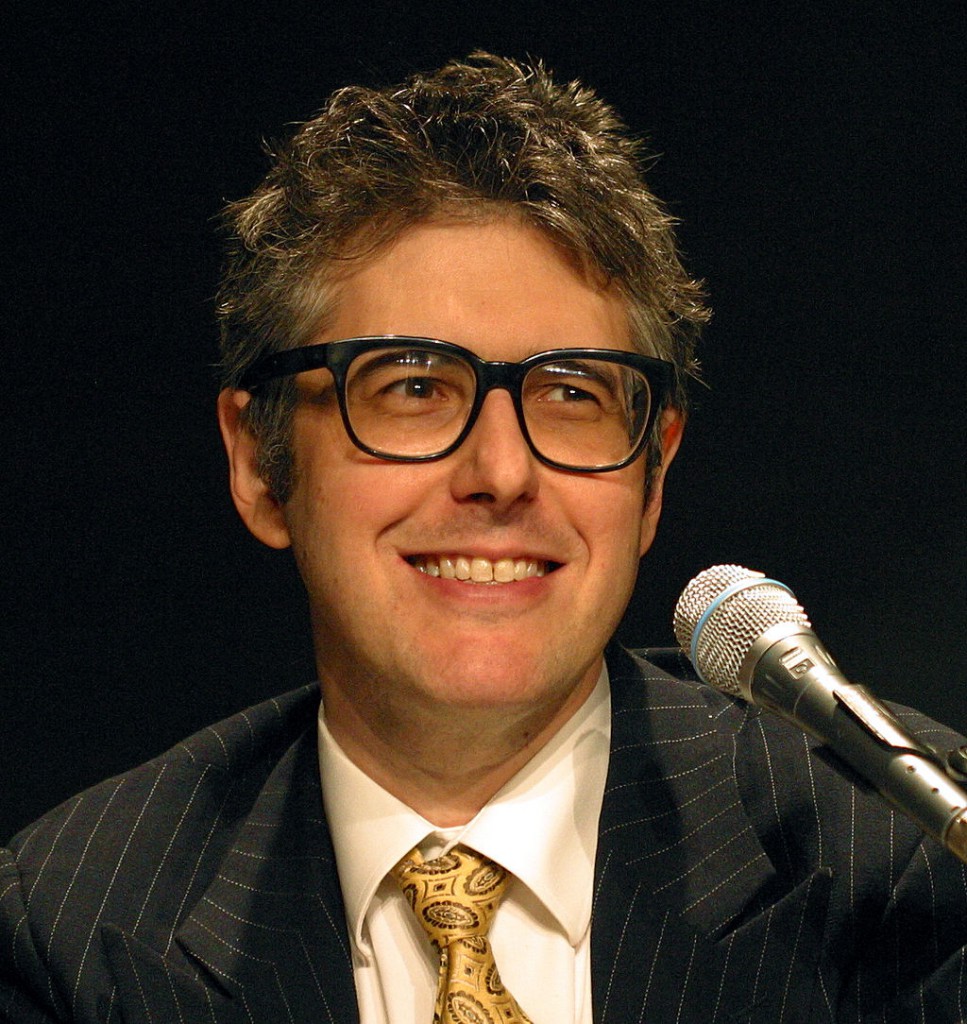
[348,348,474,414]
[527,362,617,409]
[384,375,443,400]
[542,383,599,404]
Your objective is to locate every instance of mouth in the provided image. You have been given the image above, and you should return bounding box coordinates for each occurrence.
[406,554,560,584]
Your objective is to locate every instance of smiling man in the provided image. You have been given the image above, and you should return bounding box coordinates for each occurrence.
[4,53,967,1024]
[219,216,682,831]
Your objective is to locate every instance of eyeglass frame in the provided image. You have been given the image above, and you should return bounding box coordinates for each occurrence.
[237,335,675,473]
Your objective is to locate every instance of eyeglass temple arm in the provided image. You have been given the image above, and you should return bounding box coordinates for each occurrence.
[238,347,335,390]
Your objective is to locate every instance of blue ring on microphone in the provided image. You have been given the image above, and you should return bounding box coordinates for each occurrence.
[690,576,794,684]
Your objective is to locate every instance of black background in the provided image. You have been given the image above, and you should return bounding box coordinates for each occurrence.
[3,2,964,841]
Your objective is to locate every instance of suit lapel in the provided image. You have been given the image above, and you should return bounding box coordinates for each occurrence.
[106,725,359,1024]
[592,647,831,1023]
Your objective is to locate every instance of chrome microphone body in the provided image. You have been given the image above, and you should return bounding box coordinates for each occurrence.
[674,565,967,866]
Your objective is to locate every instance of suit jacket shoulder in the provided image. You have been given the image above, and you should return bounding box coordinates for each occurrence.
[595,645,967,1023]
[0,684,358,1024]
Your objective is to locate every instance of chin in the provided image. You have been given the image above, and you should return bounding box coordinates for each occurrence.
[415,645,585,710]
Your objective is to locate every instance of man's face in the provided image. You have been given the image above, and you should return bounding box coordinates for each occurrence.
[223,216,679,747]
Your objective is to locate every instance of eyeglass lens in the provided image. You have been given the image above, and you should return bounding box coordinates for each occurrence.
[343,345,652,469]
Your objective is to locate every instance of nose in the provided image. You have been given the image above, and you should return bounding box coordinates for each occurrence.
[448,389,540,511]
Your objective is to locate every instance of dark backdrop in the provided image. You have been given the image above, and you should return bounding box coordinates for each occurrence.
[3,2,964,840]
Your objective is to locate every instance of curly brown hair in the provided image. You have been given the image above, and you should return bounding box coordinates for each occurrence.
[217,52,709,500]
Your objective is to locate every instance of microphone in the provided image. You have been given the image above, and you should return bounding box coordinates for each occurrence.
[673,564,967,865]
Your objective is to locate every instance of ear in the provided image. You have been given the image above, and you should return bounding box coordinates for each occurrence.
[217,388,292,549]
[638,407,684,557]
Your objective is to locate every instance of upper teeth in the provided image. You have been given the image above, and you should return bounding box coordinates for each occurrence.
[411,555,547,583]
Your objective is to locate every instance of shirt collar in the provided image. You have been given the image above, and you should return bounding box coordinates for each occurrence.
[318,664,611,950]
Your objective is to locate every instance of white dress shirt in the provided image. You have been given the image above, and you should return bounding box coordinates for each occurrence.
[317,665,611,1024]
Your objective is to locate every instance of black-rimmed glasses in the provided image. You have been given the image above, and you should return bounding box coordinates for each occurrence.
[238,336,673,472]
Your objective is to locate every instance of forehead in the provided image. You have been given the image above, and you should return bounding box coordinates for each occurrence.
[318,216,633,354]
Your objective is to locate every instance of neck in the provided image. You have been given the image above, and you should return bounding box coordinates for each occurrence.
[319,666,599,827]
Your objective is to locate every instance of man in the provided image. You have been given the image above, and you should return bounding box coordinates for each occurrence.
[2,53,967,1024]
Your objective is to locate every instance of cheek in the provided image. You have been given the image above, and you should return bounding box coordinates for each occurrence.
[614,504,651,578]
[569,474,648,566]
[284,451,441,569]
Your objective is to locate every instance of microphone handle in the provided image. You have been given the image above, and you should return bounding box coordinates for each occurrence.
[740,623,967,866]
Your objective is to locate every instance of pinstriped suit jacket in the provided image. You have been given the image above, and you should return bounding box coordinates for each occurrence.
[3,646,967,1023]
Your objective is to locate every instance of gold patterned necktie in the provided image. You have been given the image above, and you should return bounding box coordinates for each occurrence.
[391,844,534,1024]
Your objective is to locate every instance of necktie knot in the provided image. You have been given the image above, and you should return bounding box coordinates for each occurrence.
[392,846,508,947]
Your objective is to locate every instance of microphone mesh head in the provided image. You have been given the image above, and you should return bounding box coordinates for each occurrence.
[673,564,811,695]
